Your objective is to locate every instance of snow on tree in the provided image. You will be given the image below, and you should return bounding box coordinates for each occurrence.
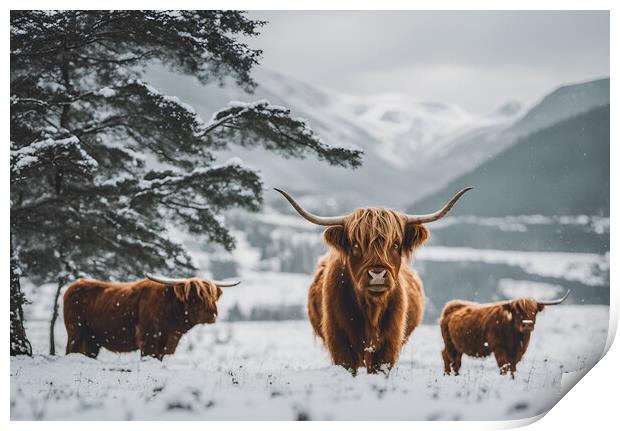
[10,10,363,355]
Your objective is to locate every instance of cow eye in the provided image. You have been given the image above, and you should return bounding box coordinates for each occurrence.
[353,243,360,249]
[393,241,400,249]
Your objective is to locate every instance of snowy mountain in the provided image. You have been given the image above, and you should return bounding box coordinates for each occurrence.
[146,67,521,207]
[408,77,611,205]
[146,68,608,208]
[253,70,508,170]
[414,105,610,219]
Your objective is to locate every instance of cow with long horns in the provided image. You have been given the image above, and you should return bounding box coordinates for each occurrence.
[439,290,571,377]
[63,274,239,359]
[275,187,472,374]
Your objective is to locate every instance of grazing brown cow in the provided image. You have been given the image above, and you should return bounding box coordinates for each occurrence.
[63,274,239,359]
[440,290,571,378]
[276,187,472,374]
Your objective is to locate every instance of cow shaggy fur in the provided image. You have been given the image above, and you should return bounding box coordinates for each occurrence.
[308,208,429,375]
[63,277,222,359]
[440,298,546,377]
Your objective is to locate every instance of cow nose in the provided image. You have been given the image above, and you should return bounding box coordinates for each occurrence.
[369,269,387,278]
[368,269,387,285]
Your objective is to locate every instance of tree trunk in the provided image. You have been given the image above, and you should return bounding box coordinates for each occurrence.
[10,245,32,356]
[49,49,71,356]
[49,277,66,356]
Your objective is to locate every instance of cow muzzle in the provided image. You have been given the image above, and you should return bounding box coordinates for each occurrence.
[367,269,389,293]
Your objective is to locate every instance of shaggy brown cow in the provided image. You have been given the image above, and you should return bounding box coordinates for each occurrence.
[276,187,472,374]
[440,290,571,377]
[63,274,239,359]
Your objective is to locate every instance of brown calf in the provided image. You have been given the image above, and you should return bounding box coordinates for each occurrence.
[440,290,570,377]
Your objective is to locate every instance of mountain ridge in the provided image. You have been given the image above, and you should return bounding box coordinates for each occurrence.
[411,104,610,218]
[146,67,609,208]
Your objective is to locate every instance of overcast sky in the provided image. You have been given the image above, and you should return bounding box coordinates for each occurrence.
[245,11,609,114]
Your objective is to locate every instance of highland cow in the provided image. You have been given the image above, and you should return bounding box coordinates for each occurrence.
[439,290,571,377]
[63,274,239,359]
[276,187,472,374]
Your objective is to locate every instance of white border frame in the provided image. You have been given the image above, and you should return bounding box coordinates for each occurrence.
[3,2,616,429]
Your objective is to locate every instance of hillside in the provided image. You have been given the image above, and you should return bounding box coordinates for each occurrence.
[413,78,610,203]
[509,77,609,138]
[411,105,610,218]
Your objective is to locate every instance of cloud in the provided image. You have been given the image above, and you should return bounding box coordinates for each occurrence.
[246,10,609,113]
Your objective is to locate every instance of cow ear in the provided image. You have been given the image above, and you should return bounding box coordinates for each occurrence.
[502,302,514,321]
[403,224,429,255]
[537,303,545,312]
[324,226,348,253]
[216,287,223,300]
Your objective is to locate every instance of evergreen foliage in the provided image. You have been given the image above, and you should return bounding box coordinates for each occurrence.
[10,10,362,354]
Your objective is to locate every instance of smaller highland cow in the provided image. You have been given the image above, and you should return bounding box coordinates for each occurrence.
[439,290,570,377]
[63,274,239,359]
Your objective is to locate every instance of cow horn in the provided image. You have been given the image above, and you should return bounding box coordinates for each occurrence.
[145,273,240,288]
[145,273,188,285]
[214,280,241,288]
[537,289,571,306]
[405,187,474,224]
[274,188,345,226]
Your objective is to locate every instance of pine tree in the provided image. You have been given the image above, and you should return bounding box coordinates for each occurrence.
[10,11,362,355]
[10,241,32,356]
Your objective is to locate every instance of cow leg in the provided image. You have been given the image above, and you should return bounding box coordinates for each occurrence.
[363,345,381,374]
[509,361,517,379]
[66,327,83,355]
[364,356,385,375]
[162,331,183,356]
[440,321,459,375]
[370,338,401,375]
[67,327,99,358]
[495,350,511,375]
[441,348,453,375]
[140,339,165,360]
[332,346,360,375]
[140,344,163,360]
[79,337,100,359]
[137,326,166,360]
[452,352,463,375]
[135,325,146,355]
[66,337,79,354]
[325,329,360,375]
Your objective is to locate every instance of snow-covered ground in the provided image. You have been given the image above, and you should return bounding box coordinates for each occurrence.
[12,233,610,420]
[11,303,608,420]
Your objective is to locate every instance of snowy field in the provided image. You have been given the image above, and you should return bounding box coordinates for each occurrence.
[11,238,611,420]
[11,303,608,420]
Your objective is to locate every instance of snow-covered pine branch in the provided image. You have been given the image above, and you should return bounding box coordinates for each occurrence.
[11,136,98,183]
[208,100,364,168]
[124,160,263,251]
